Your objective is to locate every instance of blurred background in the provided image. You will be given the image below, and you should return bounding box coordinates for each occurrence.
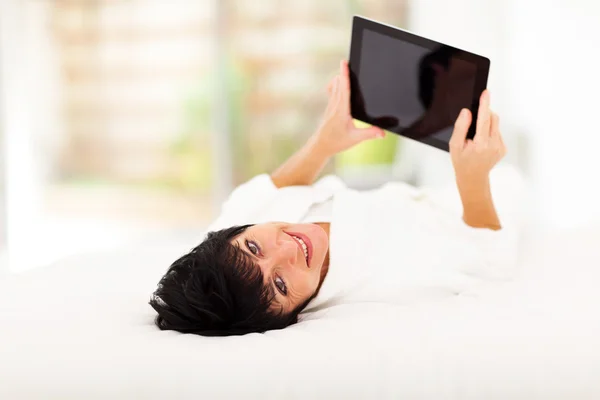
[1,0,599,273]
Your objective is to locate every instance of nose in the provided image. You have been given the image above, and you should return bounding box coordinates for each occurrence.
[271,238,299,270]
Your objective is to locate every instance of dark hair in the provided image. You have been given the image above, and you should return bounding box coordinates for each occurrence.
[149,224,312,336]
[418,45,460,108]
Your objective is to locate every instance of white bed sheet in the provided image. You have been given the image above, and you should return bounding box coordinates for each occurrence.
[1,228,600,399]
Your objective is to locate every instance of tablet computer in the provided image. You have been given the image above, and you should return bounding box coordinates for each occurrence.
[349,16,490,151]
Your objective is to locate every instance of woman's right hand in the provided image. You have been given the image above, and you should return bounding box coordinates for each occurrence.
[449,89,506,186]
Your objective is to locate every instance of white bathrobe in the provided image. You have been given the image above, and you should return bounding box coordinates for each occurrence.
[205,166,523,313]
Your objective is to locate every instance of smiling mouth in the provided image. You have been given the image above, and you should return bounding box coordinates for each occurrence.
[292,236,309,263]
[284,232,311,267]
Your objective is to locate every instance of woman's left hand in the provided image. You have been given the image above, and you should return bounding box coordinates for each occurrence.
[308,60,386,158]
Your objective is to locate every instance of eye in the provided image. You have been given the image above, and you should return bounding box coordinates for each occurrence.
[274,276,287,296]
[245,240,260,256]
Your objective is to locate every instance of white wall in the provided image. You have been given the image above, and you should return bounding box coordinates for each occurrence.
[506,0,600,229]
[402,0,600,230]
[0,0,49,271]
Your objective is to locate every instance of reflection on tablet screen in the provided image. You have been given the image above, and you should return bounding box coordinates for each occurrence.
[352,29,477,142]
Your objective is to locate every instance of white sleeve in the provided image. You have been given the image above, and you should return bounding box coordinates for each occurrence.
[462,164,527,280]
[204,174,279,233]
[453,221,520,281]
[427,163,527,281]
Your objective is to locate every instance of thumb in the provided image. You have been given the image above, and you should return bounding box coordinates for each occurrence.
[353,125,385,141]
[450,108,472,147]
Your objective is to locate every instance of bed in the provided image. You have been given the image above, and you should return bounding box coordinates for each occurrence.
[1,227,599,399]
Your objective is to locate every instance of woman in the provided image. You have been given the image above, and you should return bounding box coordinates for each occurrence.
[150,60,515,336]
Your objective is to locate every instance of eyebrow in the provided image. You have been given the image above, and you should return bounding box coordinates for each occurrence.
[237,239,282,307]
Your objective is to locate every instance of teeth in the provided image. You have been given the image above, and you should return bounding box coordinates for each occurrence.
[292,236,309,262]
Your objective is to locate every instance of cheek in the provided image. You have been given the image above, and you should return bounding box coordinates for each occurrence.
[289,271,319,299]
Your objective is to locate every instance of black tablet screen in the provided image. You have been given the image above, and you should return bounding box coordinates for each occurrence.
[352,28,478,144]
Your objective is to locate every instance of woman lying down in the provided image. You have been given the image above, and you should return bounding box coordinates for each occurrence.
[150,60,518,336]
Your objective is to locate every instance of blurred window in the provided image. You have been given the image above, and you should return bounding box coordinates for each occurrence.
[1,0,406,271]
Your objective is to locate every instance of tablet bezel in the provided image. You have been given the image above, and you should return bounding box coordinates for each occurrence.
[349,15,490,152]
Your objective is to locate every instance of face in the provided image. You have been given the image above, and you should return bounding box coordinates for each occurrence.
[232,222,329,314]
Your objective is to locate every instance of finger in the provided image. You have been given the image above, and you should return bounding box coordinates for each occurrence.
[331,75,342,108]
[324,76,340,113]
[339,60,351,112]
[500,134,507,157]
[474,89,491,144]
[449,108,472,149]
[326,69,339,94]
[493,114,507,156]
[490,111,500,139]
